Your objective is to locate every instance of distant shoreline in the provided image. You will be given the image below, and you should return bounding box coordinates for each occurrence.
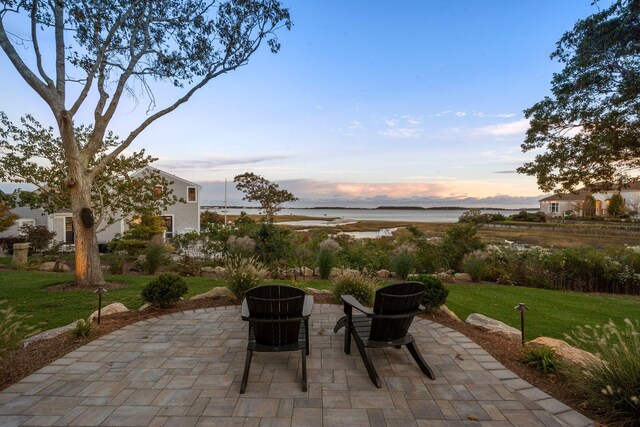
[201,205,539,211]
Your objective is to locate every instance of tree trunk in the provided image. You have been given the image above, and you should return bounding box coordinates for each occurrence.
[70,173,106,287]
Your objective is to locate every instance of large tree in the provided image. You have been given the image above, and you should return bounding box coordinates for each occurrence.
[0,0,291,286]
[519,0,640,193]
[234,172,297,222]
[0,113,179,236]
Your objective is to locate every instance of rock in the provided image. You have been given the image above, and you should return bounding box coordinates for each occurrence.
[22,320,82,348]
[201,266,214,273]
[12,243,29,266]
[39,261,72,272]
[466,313,520,342]
[436,271,455,283]
[190,286,235,300]
[138,303,151,311]
[436,304,461,322]
[343,269,360,276]
[454,273,472,282]
[330,267,342,277]
[301,267,314,277]
[377,269,391,278]
[314,267,320,277]
[530,337,600,367]
[213,266,226,275]
[305,287,332,295]
[89,302,129,321]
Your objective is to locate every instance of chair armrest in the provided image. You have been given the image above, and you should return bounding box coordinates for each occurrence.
[342,295,373,316]
[241,299,249,319]
[303,295,314,317]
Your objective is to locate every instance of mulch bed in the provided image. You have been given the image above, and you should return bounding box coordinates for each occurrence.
[0,292,606,425]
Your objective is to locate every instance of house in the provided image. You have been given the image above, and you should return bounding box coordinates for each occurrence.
[0,167,201,245]
[539,183,640,217]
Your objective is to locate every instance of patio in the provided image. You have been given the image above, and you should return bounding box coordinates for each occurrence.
[0,304,593,426]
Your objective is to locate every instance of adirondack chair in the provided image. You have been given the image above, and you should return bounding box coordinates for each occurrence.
[240,285,313,394]
[333,282,436,388]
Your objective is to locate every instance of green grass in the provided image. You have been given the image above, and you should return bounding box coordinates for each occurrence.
[0,270,227,347]
[445,283,640,351]
[0,256,11,267]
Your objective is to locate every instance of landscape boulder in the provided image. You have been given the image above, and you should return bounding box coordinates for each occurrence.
[530,337,600,367]
[213,266,226,275]
[342,269,360,276]
[39,261,72,272]
[466,313,520,342]
[376,269,391,278]
[191,286,235,300]
[435,270,455,283]
[330,267,342,277]
[89,302,129,321]
[305,287,332,295]
[454,272,472,282]
[301,267,314,277]
[201,266,214,273]
[22,319,82,348]
[436,304,461,322]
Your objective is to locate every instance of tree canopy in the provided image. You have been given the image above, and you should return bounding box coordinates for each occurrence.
[0,199,18,232]
[519,0,640,193]
[234,172,297,222]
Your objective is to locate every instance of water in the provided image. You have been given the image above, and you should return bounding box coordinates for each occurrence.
[203,207,537,224]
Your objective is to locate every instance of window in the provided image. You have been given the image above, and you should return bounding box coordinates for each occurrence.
[17,218,36,228]
[549,202,559,213]
[153,185,163,198]
[187,186,197,203]
[161,215,174,239]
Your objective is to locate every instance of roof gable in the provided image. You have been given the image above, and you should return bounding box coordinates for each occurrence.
[132,166,202,188]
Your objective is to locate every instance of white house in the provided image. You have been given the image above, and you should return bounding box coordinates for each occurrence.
[540,183,640,217]
[0,167,201,245]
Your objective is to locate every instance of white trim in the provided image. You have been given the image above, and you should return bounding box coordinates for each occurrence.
[16,218,36,228]
[187,186,198,203]
[161,214,175,239]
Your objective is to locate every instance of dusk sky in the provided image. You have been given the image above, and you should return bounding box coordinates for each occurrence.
[0,1,601,208]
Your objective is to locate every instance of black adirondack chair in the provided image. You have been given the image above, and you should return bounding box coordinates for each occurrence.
[333,281,436,388]
[240,285,313,394]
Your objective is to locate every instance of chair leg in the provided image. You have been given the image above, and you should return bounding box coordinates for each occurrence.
[344,321,352,355]
[305,319,310,356]
[301,348,307,392]
[353,337,381,388]
[406,342,436,380]
[240,349,253,394]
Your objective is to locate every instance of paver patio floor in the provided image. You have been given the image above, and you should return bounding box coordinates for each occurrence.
[0,304,594,426]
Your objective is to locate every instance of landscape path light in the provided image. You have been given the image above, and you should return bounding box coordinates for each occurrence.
[514,303,529,345]
[94,287,107,324]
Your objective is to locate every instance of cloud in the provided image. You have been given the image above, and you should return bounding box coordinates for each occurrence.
[454,112,467,117]
[493,170,518,174]
[378,127,423,139]
[384,119,398,127]
[471,119,530,138]
[349,120,363,129]
[156,154,293,171]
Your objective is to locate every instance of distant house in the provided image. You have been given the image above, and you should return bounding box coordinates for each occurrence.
[539,183,640,217]
[0,167,201,245]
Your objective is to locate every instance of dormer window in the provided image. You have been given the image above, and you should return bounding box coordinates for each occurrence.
[187,186,197,203]
[154,185,163,198]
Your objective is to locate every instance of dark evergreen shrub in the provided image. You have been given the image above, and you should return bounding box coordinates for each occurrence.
[411,274,449,312]
[142,274,188,308]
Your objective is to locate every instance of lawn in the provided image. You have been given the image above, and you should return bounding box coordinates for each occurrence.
[445,283,640,350]
[2,268,639,352]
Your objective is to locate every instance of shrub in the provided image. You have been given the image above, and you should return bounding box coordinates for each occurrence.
[523,344,562,375]
[225,255,267,299]
[317,238,340,280]
[567,319,640,425]
[0,236,26,255]
[142,274,189,308]
[332,272,376,306]
[72,319,93,338]
[391,243,417,279]
[19,225,56,253]
[144,243,168,274]
[607,193,625,217]
[108,254,125,275]
[0,300,38,356]
[440,223,484,271]
[226,235,256,257]
[410,274,449,312]
[176,255,202,277]
[460,253,489,282]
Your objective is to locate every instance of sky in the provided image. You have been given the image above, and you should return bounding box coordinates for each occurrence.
[0,1,604,208]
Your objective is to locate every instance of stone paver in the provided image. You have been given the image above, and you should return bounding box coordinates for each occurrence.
[0,304,594,426]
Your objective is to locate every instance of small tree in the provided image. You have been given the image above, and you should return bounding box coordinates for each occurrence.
[607,193,625,217]
[0,200,17,232]
[581,195,596,217]
[234,173,298,222]
[19,224,56,253]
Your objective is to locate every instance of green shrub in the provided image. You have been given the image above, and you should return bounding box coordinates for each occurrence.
[567,319,640,425]
[410,274,449,312]
[145,243,168,275]
[391,244,416,280]
[460,254,489,282]
[523,344,562,375]
[142,274,189,308]
[440,223,485,271]
[332,272,376,306]
[18,224,56,253]
[225,255,266,299]
[108,254,125,275]
[317,238,340,280]
[176,255,202,277]
[72,319,93,338]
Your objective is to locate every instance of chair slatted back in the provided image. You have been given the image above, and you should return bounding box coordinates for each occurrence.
[246,285,305,347]
[370,282,426,342]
